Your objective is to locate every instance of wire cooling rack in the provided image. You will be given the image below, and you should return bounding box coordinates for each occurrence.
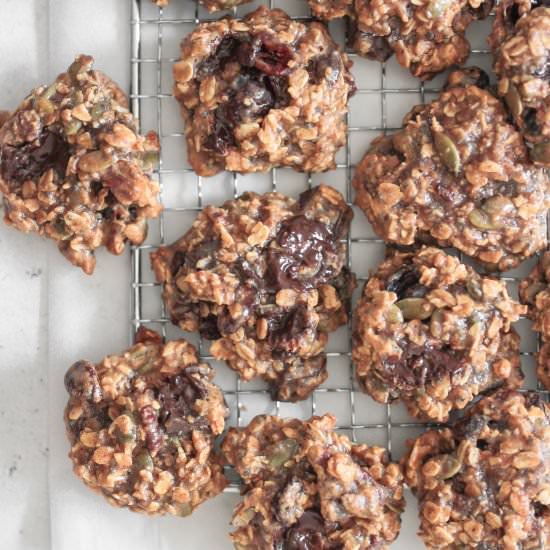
[128,0,543,497]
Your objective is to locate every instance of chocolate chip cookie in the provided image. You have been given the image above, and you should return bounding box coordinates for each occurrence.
[489,1,550,166]
[352,247,525,422]
[0,55,161,274]
[308,0,493,80]
[403,390,550,549]
[64,327,228,515]
[172,6,356,176]
[520,251,550,389]
[153,0,251,10]
[151,185,355,402]
[223,414,405,549]
[353,68,550,271]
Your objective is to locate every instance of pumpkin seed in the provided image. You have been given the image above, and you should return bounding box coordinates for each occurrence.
[268,438,299,469]
[434,132,461,174]
[142,151,160,171]
[42,83,58,99]
[65,120,82,136]
[174,502,193,517]
[531,142,550,165]
[386,305,404,324]
[505,83,523,121]
[468,208,497,230]
[438,455,462,479]
[133,449,154,472]
[115,412,137,444]
[34,97,54,114]
[395,298,434,321]
[466,279,483,301]
[68,60,83,81]
[481,196,514,217]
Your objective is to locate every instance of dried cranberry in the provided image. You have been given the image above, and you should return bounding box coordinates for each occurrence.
[284,510,328,550]
[140,405,163,453]
[204,106,236,154]
[254,32,293,76]
[196,36,241,79]
[1,130,70,186]
[266,215,336,291]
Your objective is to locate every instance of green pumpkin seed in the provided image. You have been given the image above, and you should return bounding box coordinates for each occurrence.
[505,83,523,121]
[395,298,434,321]
[466,279,483,301]
[42,83,58,99]
[268,438,299,469]
[468,208,497,230]
[438,455,462,479]
[142,151,160,171]
[115,412,137,444]
[34,97,54,114]
[174,502,193,517]
[65,119,82,136]
[481,196,515,217]
[386,305,404,324]
[133,449,154,472]
[531,142,550,165]
[434,132,461,174]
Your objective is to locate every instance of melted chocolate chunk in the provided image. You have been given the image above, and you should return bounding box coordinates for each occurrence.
[384,343,463,389]
[267,215,336,291]
[157,368,209,436]
[307,51,341,85]
[232,78,274,122]
[283,510,328,550]
[199,314,222,340]
[524,108,540,133]
[268,304,312,348]
[65,360,102,402]
[1,130,70,186]
[385,267,421,299]
[171,240,220,276]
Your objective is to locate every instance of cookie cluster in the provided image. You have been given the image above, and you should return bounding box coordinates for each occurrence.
[2,1,550,549]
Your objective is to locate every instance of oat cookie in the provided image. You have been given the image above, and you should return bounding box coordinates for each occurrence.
[0,111,10,129]
[223,414,405,549]
[353,68,550,271]
[153,0,251,10]
[0,55,161,274]
[489,1,550,166]
[172,6,356,176]
[308,0,493,80]
[403,390,550,549]
[151,185,355,402]
[352,247,525,422]
[519,251,550,389]
[64,327,228,515]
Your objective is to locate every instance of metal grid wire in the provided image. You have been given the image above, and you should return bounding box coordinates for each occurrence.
[128,0,545,488]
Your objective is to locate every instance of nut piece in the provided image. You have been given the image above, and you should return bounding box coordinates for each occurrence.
[353,246,525,422]
[223,414,405,549]
[64,327,229,516]
[0,54,161,274]
[403,390,550,550]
